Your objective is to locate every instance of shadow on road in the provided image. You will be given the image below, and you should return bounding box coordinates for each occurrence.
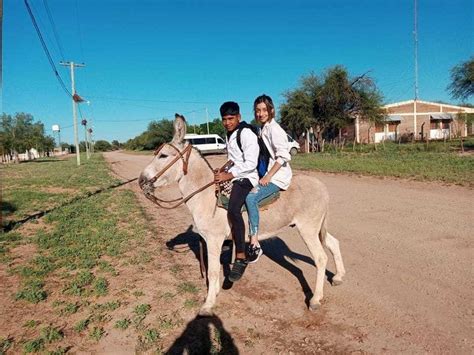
[166,314,239,355]
[260,237,336,306]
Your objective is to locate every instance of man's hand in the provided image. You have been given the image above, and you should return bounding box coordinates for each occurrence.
[214,171,234,183]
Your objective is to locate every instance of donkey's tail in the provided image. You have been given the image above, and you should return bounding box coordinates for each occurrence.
[319,214,328,246]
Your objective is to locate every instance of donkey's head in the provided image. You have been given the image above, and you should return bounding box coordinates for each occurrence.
[138,114,190,193]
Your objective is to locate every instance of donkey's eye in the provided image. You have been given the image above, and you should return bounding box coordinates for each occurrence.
[160,154,168,158]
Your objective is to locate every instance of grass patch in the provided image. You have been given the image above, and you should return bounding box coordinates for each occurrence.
[15,279,47,303]
[184,299,198,309]
[292,139,474,186]
[74,319,89,333]
[40,325,63,343]
[1,154,120,226]
[89,326,105,342]
[115,318,131,330]
[177,282,199,294]
[23,338,44,353]
[0,337,13,353]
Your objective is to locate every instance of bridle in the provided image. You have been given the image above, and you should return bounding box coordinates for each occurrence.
[141,142,216,209]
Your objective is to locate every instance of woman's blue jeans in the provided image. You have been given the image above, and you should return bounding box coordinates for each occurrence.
[245,182,280,236]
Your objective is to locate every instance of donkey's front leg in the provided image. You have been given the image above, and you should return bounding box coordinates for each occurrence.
[199,236,224,316]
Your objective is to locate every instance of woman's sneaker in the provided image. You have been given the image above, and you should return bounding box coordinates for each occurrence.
[247,244,263,264]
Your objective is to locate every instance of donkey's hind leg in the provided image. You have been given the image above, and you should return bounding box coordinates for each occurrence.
[297,223,328,311]
[324,232,345,285]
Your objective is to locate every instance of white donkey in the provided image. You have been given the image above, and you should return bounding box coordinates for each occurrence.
[139,115,345,316]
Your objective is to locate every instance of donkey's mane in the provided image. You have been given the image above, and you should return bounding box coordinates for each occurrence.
[191,145,214,171]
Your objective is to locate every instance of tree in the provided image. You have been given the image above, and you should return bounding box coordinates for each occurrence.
[280,66,384,148]
[280,74,318,138]
[124,119,174,150]
[448,57,474,101]
[0,112,56,162]
[187,118,226,138]
[94,140,112,151]
[111,140,121,150]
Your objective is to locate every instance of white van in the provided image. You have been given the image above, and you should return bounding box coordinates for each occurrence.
[185,134,226,154]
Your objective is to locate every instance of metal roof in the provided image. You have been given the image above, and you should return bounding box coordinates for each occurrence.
[430,113,453,120]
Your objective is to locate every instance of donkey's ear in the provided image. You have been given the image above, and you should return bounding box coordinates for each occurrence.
[172,113,187,145]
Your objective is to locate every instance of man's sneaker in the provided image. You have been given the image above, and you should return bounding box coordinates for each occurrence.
[228,258,248,282]
[247,244,263,264]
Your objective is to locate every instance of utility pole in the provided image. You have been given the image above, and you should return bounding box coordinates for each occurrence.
[81,119,90,159]
[60,61,85,165]
[88,128,94,154]
[413,0,419,100]
[206,107,210,134]
[413,0,419,136]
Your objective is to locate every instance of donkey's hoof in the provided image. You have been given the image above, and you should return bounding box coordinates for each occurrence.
[309,302,321,311]
[332,279,343,286]
[198,307,214,317]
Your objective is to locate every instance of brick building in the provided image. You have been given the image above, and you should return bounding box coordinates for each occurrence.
[352,100,474,143]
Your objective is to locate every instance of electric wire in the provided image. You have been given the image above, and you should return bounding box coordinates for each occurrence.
[24,0,72,98]
[74,0,85,63]
[42,0,65,61]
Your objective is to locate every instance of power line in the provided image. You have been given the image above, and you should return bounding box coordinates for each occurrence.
[88,95,252,105]
[93,108,209,123]
[24,0,72,98]
[74,0,85,63]
[42,0,65,61]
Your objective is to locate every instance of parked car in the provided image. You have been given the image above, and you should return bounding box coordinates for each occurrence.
[287,134,300,156]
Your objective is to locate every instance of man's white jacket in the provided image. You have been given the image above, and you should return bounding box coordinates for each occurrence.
[226,125,259,187]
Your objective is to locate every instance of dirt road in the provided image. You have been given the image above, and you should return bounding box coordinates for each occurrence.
[105,150,473,354]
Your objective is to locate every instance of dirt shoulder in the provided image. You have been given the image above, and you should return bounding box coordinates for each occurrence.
[104,151,474,354]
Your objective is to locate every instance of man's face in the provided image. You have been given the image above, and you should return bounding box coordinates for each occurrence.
[221,114,241,132]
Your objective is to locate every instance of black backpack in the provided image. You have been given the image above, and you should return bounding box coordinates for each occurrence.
[236,122,271,178]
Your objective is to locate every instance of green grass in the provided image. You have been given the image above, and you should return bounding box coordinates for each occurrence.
[177,282,199,294]
[292,139,474,186]
[89,327,105,342]
[115,318,131,330]
[74,319,89,333]
[1,154,120,226]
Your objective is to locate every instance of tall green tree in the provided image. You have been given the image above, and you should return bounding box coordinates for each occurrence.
[280,66,384,146]
[448,57,474,101]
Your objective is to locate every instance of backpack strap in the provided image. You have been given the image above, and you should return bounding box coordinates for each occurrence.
[236,122,257,153]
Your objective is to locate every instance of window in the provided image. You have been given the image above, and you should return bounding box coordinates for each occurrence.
[430,121,440,129]
[375,124,385,133]
[205,137,216,144]
[287,135,294,142]
[217,138,225,144]
[192,138,206,145]
[441,120,450,129]
[387,123,398,132]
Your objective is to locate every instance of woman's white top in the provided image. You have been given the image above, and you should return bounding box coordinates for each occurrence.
[261,119,292,190]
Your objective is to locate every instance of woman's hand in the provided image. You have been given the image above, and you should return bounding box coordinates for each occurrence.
[259,175,271,186]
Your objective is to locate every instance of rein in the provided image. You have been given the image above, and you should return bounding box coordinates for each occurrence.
[143,143,220,210]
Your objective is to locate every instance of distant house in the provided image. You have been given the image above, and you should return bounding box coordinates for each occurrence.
[349,100,474,143]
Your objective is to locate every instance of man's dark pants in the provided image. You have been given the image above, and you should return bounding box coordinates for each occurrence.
[227,178,253,256]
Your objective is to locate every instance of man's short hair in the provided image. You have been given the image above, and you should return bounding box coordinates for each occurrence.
[220,101,240,117]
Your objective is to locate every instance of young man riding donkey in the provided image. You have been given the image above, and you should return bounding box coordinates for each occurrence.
[139,104,345,316]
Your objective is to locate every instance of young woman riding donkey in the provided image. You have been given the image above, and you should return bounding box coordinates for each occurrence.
[138,110,345,317]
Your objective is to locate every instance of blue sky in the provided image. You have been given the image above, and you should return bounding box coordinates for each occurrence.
[4,0,473,143]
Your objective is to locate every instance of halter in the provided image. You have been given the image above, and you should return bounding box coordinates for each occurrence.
[142,143,216,209]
